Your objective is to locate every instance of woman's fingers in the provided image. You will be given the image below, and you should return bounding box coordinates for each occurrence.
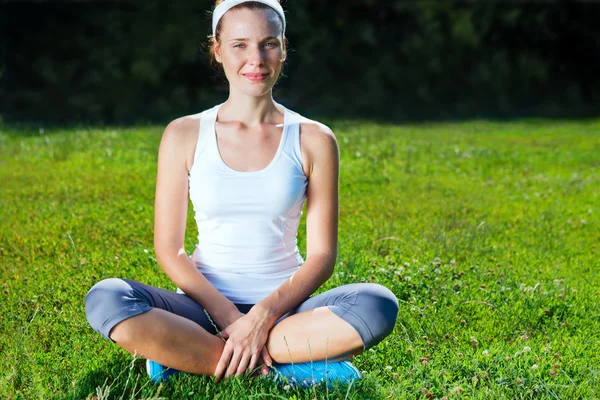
[226,350,243,378]
[235,354,251,376]
[261,346,273,367]
[258,346,273,375]
[214,343,233,382]
[248,353,259,376]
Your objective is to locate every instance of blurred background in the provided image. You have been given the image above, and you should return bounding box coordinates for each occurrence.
[1,0,599,125]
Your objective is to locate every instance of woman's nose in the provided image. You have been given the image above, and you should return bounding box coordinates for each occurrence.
[248,46,265,65]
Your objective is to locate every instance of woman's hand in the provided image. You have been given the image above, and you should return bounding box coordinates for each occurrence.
[214,308,245,333]
[214,312,274,381]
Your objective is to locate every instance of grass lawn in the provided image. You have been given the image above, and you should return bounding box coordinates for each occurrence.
[1,117,599,399]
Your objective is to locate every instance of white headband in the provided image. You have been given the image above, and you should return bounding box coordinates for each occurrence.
[212,0,286,36]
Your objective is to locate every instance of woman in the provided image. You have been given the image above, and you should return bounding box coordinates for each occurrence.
[85,0,399,388]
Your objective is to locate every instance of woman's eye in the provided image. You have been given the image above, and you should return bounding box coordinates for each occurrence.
[233,42,276,49]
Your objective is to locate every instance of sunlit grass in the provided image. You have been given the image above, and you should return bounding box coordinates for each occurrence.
[1,117,599,399]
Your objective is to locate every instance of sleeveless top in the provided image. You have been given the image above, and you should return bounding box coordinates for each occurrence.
[179,102,309,304]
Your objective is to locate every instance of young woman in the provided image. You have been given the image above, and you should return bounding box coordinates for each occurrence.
[85,0,399,387]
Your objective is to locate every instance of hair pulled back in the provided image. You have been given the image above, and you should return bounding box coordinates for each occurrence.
[207,0,287,79]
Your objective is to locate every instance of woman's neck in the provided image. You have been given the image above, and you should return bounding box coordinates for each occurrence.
[220,90,283,128]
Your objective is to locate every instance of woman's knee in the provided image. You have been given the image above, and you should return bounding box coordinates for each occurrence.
[357,283,399,343]
[85,278,148,341]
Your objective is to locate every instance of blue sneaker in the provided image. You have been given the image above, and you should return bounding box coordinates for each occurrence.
[270,360,362,388]
[146,359,182,382]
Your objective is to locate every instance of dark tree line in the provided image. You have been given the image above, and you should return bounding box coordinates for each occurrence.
[1,0,599,124]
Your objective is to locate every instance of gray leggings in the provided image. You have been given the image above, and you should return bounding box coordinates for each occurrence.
[85,278,399,352]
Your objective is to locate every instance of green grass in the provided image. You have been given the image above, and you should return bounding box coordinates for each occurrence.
[1,117,599,399]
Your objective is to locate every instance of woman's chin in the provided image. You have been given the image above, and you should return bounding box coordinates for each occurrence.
[239,85,274,97]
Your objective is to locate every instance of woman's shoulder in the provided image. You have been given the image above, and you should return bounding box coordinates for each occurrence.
[161,115,199,150]
[159,105,218,172]
[161,104,221,143]
[285,107,335,139]
[284,107,338,175]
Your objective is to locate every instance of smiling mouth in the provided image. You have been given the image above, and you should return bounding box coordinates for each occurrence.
[244,73,269,81]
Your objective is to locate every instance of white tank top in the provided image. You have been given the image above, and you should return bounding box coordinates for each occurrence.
[180,102,309,304]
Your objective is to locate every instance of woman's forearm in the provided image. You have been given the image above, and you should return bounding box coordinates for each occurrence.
[156,250,240,329]
[251,254,335,326]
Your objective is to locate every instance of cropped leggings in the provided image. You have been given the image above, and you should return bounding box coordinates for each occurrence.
[85,278,399,352]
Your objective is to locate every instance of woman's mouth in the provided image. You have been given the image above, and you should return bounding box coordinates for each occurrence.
[243,73,269,82]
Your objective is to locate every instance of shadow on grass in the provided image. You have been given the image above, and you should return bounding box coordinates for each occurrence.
[68,353,386,400]
[67,354,151,400]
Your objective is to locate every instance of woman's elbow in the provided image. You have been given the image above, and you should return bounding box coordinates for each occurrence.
[154,245,185,271]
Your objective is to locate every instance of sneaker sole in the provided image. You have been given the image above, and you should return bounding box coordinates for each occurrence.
[271,360,362,388]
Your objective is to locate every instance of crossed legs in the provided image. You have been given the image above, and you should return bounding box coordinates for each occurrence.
[85,279,398,377]
[109,306,364,376]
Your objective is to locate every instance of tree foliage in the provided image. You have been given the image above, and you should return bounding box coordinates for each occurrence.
[2,0,599,124]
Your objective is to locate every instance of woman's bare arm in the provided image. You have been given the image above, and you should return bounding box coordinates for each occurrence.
[249,122,340,325]
[154,117,241,330]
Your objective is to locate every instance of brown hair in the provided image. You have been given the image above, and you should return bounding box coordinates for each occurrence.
[207,0,288,79]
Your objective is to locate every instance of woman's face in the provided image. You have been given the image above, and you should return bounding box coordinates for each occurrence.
[214,7,285,96]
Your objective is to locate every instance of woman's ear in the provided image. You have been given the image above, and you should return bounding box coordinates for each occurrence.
[281,36,287,62]
[214,39,222,64]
